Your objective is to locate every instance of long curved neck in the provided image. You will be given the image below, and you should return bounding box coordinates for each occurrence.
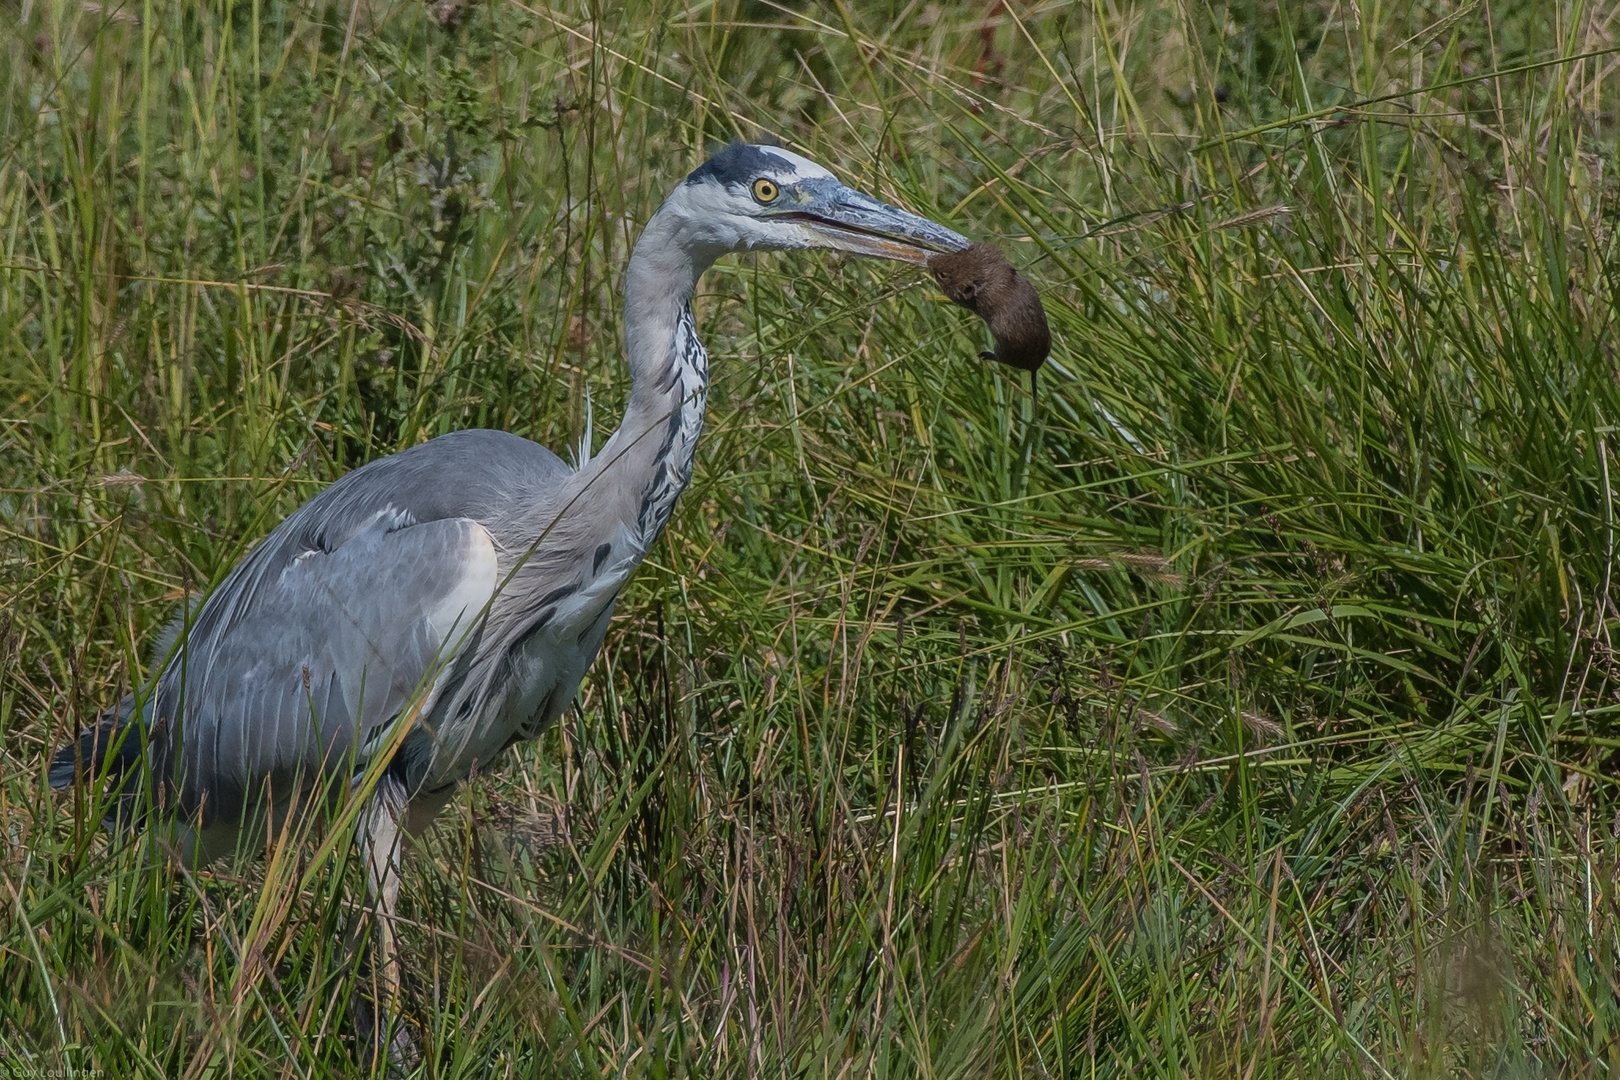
[580,206,719,555]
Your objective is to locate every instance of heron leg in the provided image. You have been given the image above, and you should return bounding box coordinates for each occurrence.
[355,772,420,1071]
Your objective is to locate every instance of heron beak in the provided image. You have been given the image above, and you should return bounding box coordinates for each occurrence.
[769,181,970,266]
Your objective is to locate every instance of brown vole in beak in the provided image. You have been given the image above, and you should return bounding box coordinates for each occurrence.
[927,243,1050,395]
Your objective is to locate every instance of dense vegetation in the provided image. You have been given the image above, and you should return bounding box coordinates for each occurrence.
[4,0,1620,1074]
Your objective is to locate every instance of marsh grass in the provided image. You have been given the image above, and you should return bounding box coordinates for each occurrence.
[4,0,1620,1074]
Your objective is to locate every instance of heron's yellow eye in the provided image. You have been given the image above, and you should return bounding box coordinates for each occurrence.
[752,178,779,203]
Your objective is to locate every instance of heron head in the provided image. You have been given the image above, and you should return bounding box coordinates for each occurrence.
[669,143,970,266]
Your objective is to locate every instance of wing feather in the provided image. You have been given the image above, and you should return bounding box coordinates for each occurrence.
[51,427,569,829]
[159,512,497,824]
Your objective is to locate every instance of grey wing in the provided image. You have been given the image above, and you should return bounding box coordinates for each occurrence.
[50,427,571,819]
[162,510,498,825]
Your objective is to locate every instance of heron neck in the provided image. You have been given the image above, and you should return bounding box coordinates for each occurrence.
[586,208,720,554]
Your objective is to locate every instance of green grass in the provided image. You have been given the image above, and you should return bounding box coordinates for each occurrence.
[4,0,1620,1074]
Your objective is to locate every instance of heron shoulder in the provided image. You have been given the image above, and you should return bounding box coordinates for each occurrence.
[284,429,570,551]
[423,521,497,647]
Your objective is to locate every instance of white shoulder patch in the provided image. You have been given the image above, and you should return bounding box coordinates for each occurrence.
[426,521,498,647]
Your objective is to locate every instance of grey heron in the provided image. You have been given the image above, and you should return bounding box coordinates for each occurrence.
[49,142,970,1052]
